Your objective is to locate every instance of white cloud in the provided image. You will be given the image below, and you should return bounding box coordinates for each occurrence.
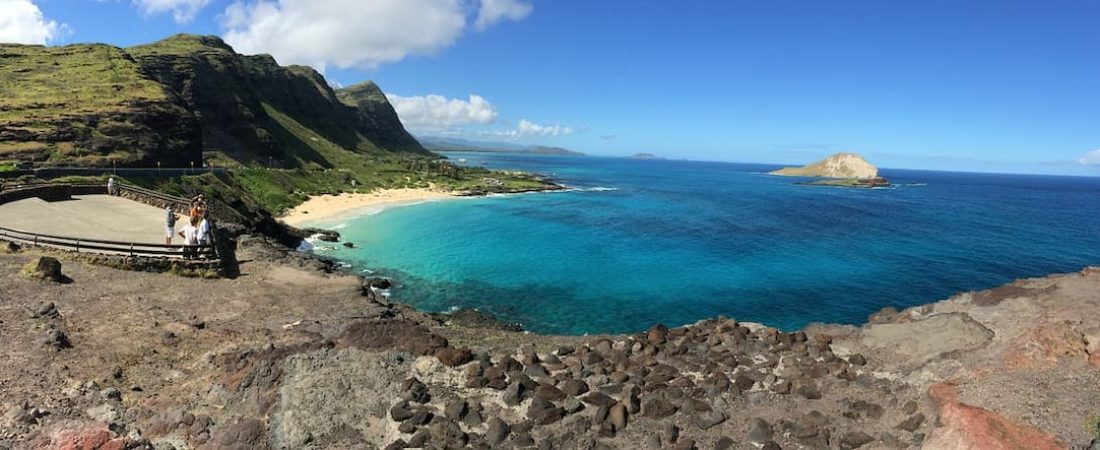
[1079,149,1100,167]
[482,119,575,139]
[218,0,533,71]
[0,0,69,45]
[132,0,211,24]
[221,0,466,71]
[386,93,499,133]
[474,0,532,31]
[517,119,573,136]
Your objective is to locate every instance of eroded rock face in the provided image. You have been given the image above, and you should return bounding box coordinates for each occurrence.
[271,348,410,448]
[923,383,1065,450]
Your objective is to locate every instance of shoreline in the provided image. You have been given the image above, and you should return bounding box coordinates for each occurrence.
[278,188,459,227]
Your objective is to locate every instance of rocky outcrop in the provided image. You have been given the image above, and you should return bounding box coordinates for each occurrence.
[128,34,429,166]
[771,152,879,179]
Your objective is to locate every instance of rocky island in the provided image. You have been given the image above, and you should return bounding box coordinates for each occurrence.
[771,153,890,188]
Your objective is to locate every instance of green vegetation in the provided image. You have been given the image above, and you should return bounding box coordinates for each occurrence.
[3,33,560,223]
[0,164,15,172]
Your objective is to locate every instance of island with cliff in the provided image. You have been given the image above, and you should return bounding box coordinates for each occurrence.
[771,153,891,188]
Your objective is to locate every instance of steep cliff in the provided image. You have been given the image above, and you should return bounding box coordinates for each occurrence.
[128,34,430,167]
[0,34,428,169]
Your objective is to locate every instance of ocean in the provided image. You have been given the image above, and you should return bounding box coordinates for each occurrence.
[305,152,1100,335]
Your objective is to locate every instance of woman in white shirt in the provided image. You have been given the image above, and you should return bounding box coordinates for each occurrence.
[178,215,200,259]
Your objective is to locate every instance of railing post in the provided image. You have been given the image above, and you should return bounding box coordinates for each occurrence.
[130,243,134,257]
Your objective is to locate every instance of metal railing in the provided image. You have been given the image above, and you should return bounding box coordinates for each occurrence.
[0,225,216,260]
[0,182,221,261]
[115,183,191,207]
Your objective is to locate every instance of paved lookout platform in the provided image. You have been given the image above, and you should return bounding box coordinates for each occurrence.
[0,195,170,244]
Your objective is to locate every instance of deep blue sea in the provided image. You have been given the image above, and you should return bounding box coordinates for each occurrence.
[306,152,1100,335]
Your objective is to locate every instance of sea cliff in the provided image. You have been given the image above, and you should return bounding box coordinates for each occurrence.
[0,240,1095,449]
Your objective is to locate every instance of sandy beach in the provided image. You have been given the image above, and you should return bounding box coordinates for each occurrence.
[279,188,458,227]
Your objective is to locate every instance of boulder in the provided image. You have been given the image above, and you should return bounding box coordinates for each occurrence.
[608,403,628,432]
[747,418,772,443]
[642,398,677,419]
[434,346,473,367]
[485,418,511,446]
[694,410,726,430]
[840,431,876,449]
[21,256,65,282]
[560,379,590,396]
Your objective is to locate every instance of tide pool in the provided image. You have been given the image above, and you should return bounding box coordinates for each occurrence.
[306,153,1100,335]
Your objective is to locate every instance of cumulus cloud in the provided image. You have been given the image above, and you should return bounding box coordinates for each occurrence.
[475,0,533,31]
[0,0,69,45]
[132,0,211,23]
[386,93,499,133]
[1079,149,1100,167]
[218,0,533,71]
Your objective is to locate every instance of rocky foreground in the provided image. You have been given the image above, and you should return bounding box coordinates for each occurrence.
[0,239,1098,449]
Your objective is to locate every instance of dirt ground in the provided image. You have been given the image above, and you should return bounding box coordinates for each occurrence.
[0,241,1097,449]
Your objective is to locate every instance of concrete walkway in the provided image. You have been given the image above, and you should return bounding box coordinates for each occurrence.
[0,195,171,244]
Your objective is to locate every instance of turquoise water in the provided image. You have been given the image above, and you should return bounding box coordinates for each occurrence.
[308,153,1100,335]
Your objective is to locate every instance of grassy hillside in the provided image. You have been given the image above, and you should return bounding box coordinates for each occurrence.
[0,43,199,167]
[1,34,560,224]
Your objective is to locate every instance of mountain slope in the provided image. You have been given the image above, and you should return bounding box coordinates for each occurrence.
[128,34,430,167]
[771,152,879,179]
[0,34,429,170]
[0,43,200,167]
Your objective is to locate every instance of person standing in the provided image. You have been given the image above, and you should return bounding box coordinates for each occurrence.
[107,177,117,195]
[178,215,200,259]
[165,207,178,245]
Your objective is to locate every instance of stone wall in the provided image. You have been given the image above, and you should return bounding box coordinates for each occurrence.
[0,184,72,204]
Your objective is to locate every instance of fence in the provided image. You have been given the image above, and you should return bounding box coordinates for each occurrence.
[0,182,220,261]
[0,226,217,259]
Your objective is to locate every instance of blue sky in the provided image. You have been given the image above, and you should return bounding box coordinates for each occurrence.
[7,0,1100,175]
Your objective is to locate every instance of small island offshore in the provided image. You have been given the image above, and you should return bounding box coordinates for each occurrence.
[0,20,1097,450]
[771,153,891,188]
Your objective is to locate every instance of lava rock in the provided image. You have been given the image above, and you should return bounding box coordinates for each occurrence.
[434,346,474,367]
[31,302,59,319]
[848,353,867,366]
[560,379,590,396]
[714,436,736,450]
[694,410,726,430]
[608,403,628,432]
[43,328,71,349]
[897,413,925,432]
[840,431,876,449]
[797,383,822,400]
[747,418,773,443]
[642,398,678,419]
[582,392,617,408]
[22,256,65,282]
[485,418,511,446]
[534,384,566,402]
[444,399,467,421]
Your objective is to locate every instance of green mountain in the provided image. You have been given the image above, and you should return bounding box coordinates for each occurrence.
[0,34,558,220]
[0,34,428,169]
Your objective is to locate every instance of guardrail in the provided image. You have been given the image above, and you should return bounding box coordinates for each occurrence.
[0,182,222,262]
[116,183,191,208]
[0,225,216,260]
